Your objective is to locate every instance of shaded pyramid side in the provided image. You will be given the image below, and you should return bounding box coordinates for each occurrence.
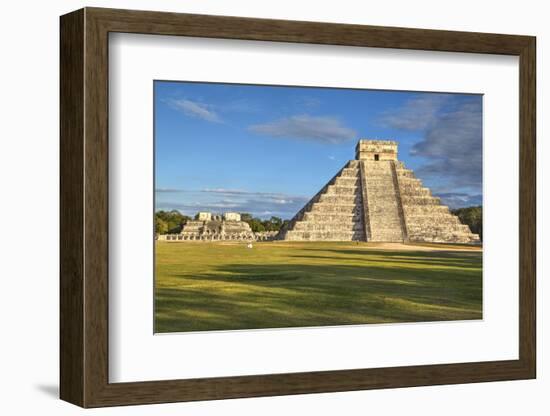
[276,160,365,241]
[394,161,480,243]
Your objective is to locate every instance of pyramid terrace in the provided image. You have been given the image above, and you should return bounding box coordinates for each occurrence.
[276,139,480,244]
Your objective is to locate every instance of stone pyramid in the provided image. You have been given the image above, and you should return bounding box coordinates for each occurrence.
[277,140,480,243]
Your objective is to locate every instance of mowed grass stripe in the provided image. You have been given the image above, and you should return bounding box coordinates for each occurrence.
[155,241,482,332]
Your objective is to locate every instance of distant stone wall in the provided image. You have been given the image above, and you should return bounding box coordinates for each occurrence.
[255,231,278,241]
[158,233,254,241]
[157,229,278,242]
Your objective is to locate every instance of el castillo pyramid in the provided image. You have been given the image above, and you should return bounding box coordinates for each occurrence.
[277,140,480,243]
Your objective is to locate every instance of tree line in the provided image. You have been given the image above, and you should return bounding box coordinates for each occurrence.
[155,210,191,235]
[155,206,482,240]
[450,205,482,240]
[154,210,290,234]
[239,214,290,233]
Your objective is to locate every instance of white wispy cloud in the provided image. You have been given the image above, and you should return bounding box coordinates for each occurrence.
[248,115,356,144]
[156,187,310,219]
[200,188,304,199]
[155,187,186,193]
[294,96,322,110]
[167,98,221,123]
[437,192,482,209]
[379,94,450,131]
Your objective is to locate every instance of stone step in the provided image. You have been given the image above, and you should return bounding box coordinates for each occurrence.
[309,203,361,213]
[369,208,401,214]
[409,235,478,244]
[367,190,399,196]
[333,177,361,186]
[363,168,393,172]
[324,184,361,195]
[406,216,460,225]
[407,224,472,234]
[318,194,362,204]
[363,175,394,180]
[284,230,366,241]
[371,228,404,234]
[340,168,360,177]
[368,201,400,208]
[408,229,478,238]
[292,222,364,231]
[403,205,450,215]
[302,213,363,222]
[368,220,402,228]
[294,218,363,226]
[399,187,431,197]
[293,218,362,225]
[366,184,398,190]
[367,196,400,202]
[368,203,401,209]
[364,171,393,175]
[369,210,401,218]
[364,167,392,173]
[398,177,422,186]
[398,171,416,178]
[369,233,404,242]
[401,196,440,205]
[370,222,403,229]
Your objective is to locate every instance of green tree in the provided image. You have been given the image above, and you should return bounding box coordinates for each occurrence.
[155,210,190,234]
[451,205,482,241]
[249,218,266,233]
[240,213,253,222]
[239,213,288,233]
[155,217,168,235]
[264,216,282,231]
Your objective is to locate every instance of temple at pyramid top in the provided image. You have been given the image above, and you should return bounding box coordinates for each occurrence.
[355,139,399,161]
[276,139,480,244]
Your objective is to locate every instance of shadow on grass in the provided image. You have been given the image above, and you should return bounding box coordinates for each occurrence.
[288,253,479,269]
[155,249,482,333]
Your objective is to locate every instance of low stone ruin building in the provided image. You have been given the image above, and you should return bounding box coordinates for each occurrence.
[159,212,255,241]
[276,139,480,244]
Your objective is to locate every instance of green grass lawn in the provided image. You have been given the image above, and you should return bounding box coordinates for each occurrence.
[155,241,482,333]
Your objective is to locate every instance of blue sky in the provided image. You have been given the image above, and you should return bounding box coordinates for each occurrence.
[155,81,482,219]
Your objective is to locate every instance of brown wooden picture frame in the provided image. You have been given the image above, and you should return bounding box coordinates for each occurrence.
[60,7,536,408]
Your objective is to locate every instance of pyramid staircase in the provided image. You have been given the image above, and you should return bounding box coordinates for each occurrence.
[277,140,480,244]
[361,161,406,242]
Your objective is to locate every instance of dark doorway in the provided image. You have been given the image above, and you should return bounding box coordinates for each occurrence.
[374,154,380,161]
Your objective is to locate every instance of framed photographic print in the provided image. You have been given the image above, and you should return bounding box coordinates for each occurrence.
[60,7,536,408]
